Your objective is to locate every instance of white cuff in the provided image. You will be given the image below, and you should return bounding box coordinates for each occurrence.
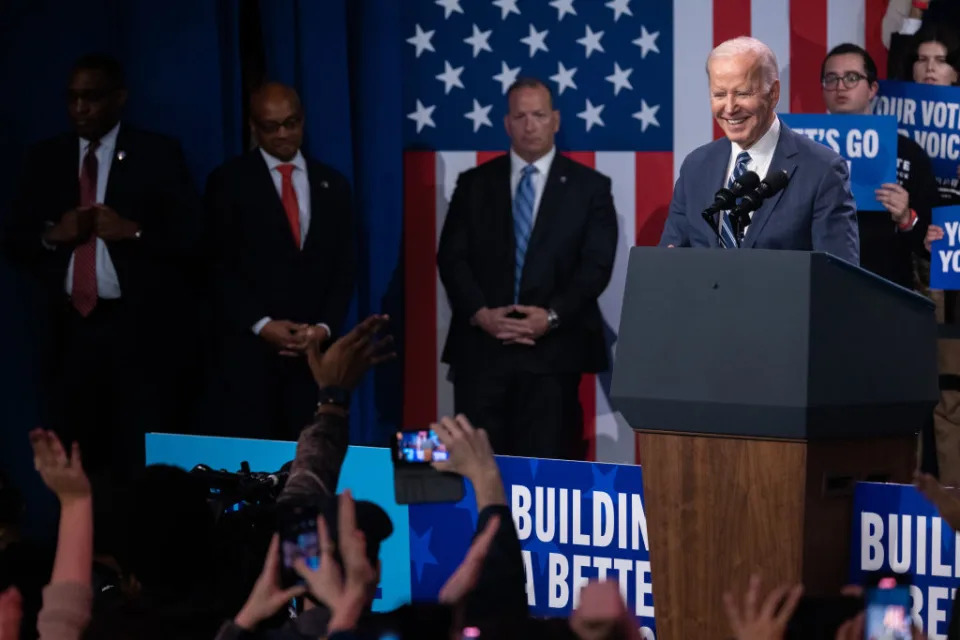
[900,17,922,35]
[252,316,272,335]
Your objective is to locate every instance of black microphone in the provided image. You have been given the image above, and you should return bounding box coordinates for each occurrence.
[704,171,760,215]
[731,169,790,218]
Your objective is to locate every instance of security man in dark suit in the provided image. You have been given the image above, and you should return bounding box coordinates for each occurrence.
[3,53,203,480]
[437,77,618,460]
[205,83,356,440]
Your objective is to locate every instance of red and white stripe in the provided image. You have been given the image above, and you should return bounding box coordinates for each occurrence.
[405,0,887,463]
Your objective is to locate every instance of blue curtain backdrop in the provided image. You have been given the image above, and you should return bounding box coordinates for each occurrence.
[257,0,405,447]
[0,0,405,533]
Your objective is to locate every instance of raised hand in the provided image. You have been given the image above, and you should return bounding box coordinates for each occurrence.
[234,534,306,631]
[306,314,395,391]
[28,429,90,503]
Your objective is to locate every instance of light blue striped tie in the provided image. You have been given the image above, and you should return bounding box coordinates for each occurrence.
[513,164,537,303]
[720,151,751,248]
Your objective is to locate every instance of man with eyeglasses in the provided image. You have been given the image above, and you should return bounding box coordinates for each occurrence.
[2,53,203,482]
[821,43,938,289]
[204,83,356,440]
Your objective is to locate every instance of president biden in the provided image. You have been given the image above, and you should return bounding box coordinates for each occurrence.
[659,36,859,264]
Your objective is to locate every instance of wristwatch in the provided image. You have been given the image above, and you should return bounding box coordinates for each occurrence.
[547,308,560,331]
[317,386,351,409]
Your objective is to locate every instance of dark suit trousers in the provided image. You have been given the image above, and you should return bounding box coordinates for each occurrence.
[218,334,318,441]
[454,369,583,460]
[42,299,149,483]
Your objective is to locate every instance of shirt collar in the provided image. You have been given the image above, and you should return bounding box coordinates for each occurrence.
[510,146,556,178]
[80,122,120,153]
[260,147,307,173]
[731,116,780,162]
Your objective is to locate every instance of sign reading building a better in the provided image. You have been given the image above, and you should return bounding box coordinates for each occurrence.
[780,113,898,211]
[852,482,960,639]
[408,456,656,638]
[930,206,960,290]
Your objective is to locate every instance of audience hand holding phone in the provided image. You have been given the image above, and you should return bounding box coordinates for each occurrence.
[294,490,376,634]
[234,534,306,631]
[437,515,500,605]
[431,414,506,510]
[722,574,803,640]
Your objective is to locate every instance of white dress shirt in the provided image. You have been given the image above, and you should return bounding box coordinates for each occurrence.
[252,148,329,338]
[510,146,556,222]
[64,122,122,298]
[725,117,781,233]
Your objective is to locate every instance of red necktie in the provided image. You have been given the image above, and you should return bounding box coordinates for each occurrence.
[72,140,99,316]
[276,164,301,248]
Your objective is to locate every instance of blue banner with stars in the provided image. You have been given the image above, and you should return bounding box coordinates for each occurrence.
[145,434,653,631]
[402,0,672,151]
[408,455,654,633]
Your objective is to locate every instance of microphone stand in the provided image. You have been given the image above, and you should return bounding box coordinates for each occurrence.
[701,208,722,243]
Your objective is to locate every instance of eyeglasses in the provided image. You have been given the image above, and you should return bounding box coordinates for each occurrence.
[253,115,303,134]
[821,72,869,89]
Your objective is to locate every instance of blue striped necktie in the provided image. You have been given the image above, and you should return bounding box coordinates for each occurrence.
[513,164,537,303]
[720,151,751,248]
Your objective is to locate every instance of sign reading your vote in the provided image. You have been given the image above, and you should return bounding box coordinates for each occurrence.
[780,113,898,212]
[930,206,960,290]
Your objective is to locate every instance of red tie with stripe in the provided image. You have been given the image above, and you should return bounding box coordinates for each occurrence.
[276,164,301,248]
[72,140,99,316]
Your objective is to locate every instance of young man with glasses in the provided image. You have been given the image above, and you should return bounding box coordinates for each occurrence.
[821,43,938,289]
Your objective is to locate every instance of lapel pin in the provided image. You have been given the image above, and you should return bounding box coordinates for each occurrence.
[320,180,329,189]
[560,175,567,184]
[116,150,126,162]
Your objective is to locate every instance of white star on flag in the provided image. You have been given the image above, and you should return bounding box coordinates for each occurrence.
[407,100,436,133]
[549,0,577,21]
[576,25,605,58]
[436,60,465,94]
[435,0,464,19]
[632,99,660,132]
[605,62,633,95]
[577,99,605,131]
[520,24,549,57]
[633,26,660,58]
[464,99,493,132]
[406,24,435,58]
[550,61,578,95]
[605,0,633,22]
[492,61,521,94]
[464,24,493,58]
[492,0,521,20]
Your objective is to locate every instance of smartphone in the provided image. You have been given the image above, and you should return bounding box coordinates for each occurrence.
[864,578,912,640]
[393,429,449,465]
[277,503,320,588]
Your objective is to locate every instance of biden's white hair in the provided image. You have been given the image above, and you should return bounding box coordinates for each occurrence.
[707,36,779,89]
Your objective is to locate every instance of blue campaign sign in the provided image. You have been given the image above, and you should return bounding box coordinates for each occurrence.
[145,434,412,612]
[930,206,960,290]
[408,456,655,637]
[780,113,898,211]
[146,435,653,632]
[875,80,960,193]
[850,482,960,638]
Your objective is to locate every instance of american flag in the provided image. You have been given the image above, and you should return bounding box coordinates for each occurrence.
[401,0,887,463]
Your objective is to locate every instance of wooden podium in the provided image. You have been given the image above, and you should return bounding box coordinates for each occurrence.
[610,249,938,640]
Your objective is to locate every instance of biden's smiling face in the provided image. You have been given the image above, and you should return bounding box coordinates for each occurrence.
[708,53,779,150]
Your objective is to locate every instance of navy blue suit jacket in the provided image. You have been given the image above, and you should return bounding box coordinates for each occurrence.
[658,123,860,265]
